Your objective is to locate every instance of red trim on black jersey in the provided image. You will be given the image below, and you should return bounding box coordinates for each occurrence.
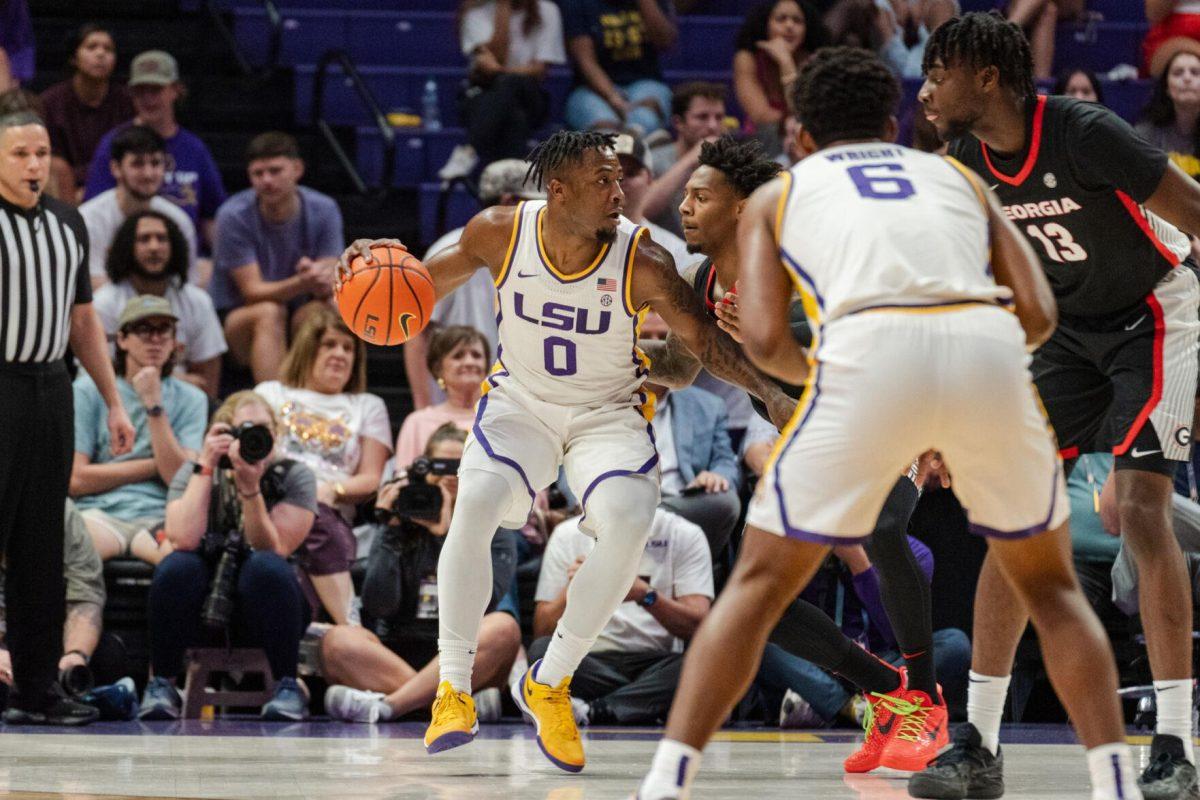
[703,263,718,316]
[1059,445,1080,460]
[1114,190,1183,266]
[1113,293,1165,456]
[981,96,1046,187]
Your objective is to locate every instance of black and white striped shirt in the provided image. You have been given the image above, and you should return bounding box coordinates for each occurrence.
[0,194,91,364]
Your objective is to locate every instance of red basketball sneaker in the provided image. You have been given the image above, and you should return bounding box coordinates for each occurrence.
[843,669,917,774]
[879,688,949,772]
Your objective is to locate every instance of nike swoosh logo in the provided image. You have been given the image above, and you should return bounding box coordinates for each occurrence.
[1131,448,1161,458]
[517,270,539,278]
[989,183,1000,191]
[1124,315,1146,331]
[878,716,897,736]
[398,312,417,339]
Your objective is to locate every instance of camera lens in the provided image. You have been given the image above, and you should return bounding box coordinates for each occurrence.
[235,423,274,464]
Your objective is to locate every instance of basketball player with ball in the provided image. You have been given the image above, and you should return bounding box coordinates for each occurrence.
[334,130,795,773]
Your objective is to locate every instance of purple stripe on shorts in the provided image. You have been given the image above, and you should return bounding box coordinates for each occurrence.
[472,394,536,500]
[968,460,1061,540]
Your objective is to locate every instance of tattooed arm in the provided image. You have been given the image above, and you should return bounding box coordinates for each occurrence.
[631,238,797,430]
[59,601,103,671]
[642,333,702,388]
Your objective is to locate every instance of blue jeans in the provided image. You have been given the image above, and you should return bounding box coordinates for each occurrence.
[148,550,309,681]
[755,628,973,723]
[565,79,673,134]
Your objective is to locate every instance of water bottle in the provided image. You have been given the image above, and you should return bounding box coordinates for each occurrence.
[422,78,442,131]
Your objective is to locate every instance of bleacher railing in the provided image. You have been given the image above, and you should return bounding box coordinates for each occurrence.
[312,49,396,195]
[203,0,282,79]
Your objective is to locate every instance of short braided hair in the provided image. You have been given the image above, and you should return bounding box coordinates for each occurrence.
[697,136,781,198]
[525,130,618,191]
[792,47,899,148]
[922,12,1036,102]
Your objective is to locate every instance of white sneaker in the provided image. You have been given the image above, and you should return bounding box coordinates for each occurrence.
[779,688,827,729]
[474,687,502,723]
[438,144,478,181]
[324,685,390,723]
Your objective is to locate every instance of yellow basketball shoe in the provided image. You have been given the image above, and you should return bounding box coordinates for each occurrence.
[511,659,585,772]
[424,681,478,754]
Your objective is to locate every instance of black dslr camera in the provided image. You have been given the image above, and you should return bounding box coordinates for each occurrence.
[389,457,460,521]
[217,422,274,469]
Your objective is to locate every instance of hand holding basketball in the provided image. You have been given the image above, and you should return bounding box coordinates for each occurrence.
[334,239,435,346]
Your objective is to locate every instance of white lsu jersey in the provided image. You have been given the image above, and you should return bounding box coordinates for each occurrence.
[488,200,651,409]
[778,143,1010,329]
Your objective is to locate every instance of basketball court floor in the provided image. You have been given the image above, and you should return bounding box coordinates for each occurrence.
[0,722,1170,799]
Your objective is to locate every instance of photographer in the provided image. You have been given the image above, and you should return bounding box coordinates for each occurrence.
[322,425,521,723]
[137,391,316,722]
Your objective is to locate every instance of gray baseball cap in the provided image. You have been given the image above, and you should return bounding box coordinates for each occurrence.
[479,159,545,203]
[129,51,179,87]
[117,295,177,330]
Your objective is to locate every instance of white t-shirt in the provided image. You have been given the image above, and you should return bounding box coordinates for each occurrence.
[535,509,713,654]
[93,280,228,365]
[254,381,393,487]
[80,189,199,285]
[460,0,567,67]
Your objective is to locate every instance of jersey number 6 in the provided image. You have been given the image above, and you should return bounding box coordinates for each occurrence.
[847,163,916,200]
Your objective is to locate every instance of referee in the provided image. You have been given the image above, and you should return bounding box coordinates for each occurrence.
[0,111,134,725]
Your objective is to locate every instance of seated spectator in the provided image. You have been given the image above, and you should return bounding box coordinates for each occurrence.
[40,24,134,199]
[1054,66,1104,104]
[0,0,33,94]
[212,132,345,383]
[80,125,198,290]
[531,507,712,725]
[561,0,678,134]
[405,159,543,408]
[0,500,107,722]
[138,391,317,722]
[83,50,226,255]
[93,211,225,398]
[1064,454,1123,627]
[1144,0,1200,78]
[71,296,208,565]
[875,0,958,79]
[322,425,522,723]
[256,308,392,624]
[1137,48,1200,179]
[447,0,567,178]
[733,1,827,156]
[643,82,727,237]
[649,382,741,561]
[614,131,696,272]
[755,538,972,727]
[1003,0,1085,81]
[395,326,489,467]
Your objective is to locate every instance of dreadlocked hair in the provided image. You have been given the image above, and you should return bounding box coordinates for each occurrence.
[525,130,618,190]
[792,47,899,147]
[697,136,781,198]
[923,12,1036,102]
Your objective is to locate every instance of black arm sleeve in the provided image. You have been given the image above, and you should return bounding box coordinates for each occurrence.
[1065,101,1169,203]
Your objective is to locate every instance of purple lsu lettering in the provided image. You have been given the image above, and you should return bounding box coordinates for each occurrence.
[513,292,612,335]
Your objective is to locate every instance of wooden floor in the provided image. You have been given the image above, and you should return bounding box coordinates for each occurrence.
[0,722,1159,799]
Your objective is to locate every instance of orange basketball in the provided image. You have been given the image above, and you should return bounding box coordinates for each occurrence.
[335,244,435,346]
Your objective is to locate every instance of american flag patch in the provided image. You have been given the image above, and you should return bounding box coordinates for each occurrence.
[596,277,617,292]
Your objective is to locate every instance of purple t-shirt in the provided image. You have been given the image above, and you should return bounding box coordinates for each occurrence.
[209,186,345,311]
[82,122,226,229]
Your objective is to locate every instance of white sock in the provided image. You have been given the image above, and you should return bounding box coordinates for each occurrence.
[1154,679,1195,763]
[637,739,702,800]
[535,622,596,688]
[376,698,395,722]
[1086,742,1142,800]
[438,638,477,693]
[435,470,512,693]
[967,671,1011,756]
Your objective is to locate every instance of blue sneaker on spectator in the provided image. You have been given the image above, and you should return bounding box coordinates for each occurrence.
[262,677,308,722]
[137,676,182,721]
[84,677,138,721]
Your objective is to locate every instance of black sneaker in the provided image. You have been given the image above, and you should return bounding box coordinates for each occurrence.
[2,685,99,727]
[1139,734,1200,800]
[907,723,1004,800]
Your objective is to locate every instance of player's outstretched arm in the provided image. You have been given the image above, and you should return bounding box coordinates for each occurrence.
[736,180,810,387]
[631,235,797,430]
[982,184,1058,348]
[1144,161,1200,240]
[335,206,519,300]
[641,333,703,388]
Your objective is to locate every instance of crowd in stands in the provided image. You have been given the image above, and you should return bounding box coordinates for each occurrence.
[2,0,1200,732]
